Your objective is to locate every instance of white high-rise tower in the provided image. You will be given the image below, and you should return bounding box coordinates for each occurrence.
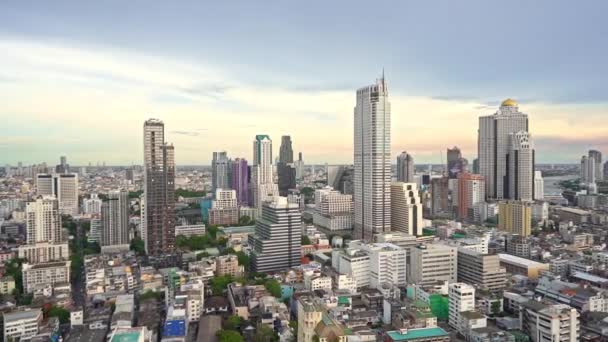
[478,99,529,200]
[507,131,534,201]
[354,75,391,241]
[251,135,279,214]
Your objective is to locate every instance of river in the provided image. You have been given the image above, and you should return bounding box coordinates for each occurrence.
[544,175,578,196]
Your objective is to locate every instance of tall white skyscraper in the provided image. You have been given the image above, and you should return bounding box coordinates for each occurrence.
[101,190,130,247]
[354,76,391,241]
[390,182,422,236]
[143,119,176,256]
[478,99,529,200]
[581,150,602,185]
[507,131,534,201]
[534,171,544,200]
[251,135,279,214]
[26,196,62,244]
[36,173,79,216]
[589,150,603,182]
[396,151,414,183]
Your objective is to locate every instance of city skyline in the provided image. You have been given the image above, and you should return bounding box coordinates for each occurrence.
[2,2,608,165]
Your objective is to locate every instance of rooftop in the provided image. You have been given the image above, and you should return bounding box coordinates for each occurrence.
[3,309,41,322]
[386,327,449,341]
[498,253,548,268]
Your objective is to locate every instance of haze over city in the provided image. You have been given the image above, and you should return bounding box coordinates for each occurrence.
[2,1,608,165]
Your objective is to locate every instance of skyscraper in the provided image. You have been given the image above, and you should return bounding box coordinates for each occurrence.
[231,158,249,206]
[396,151,414,183]
[457,173,485,220]
[55,156,69,174]
[26,196,62,244]
[447,146,468,179]
[498,201,532,237]
[507,131,534,201]
[294,152,305,181]
[431,177,451,218]
[36,173,79,216]
[251,135,279,214]
[249,196,301,273]
[101,190,130,247]
[478,99,529,200]
[589,150,603,182]
[390,182,422,236]
[211,151,231,192]
[143,119,176,256]
[354,76,391,241]
[278,136,296,196]
[534,171,544,201]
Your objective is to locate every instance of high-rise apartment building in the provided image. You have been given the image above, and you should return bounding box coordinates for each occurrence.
[354,76,391,241]
[313,187,353,233]
[82,194,102,215]
[410,244,458,285]
[582,150,603,185]
[478,99,529,200]
[277,136,296,196]
[457,248,506,292]
[390,182,423,236]
[457,173,485,220]
[294,152,305,181]
[249,197,301,273]
[208,189,239,226]
[498,201,532,237]
[534,171,544,200]
[396,152,414,183]
[101,190,130,246]
[36,173,79,216]
[507,131,534,201]
[447,147,468,179]
[251,135,279,214]
[26,196,62,244]
[212,151,231,192]
[143,119,176,256]
[448,283,475,330]
[431,177,451,218]
[231,158,249,206]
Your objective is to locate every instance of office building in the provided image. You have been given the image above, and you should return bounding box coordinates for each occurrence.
[520,301,579,342]
[498,201,532,237]
[396,151,415,183]
[22,261,71,293]
[250,135,279,214]
[449,283,475,330]
[498,254,549,279]
[457,248,506,292]
[212,151,231,192]
[208,189,239,226]
[55,156,69,174]
[231,158,249,206]
[26,196,62,244]
[410,244,458,285]
[313,186,353,233]
[327,165,354,195]
[294,152,305,181]
[143,119,176,256]
[507,131,534,201]
[478,99,529,200]
[431,177,451,218]
[3,309,43,342]
[354,76,391,241]
[249,197,301,273]
[278,135,296,196]
[390,182,423,236]
[82,194,103,215]
[447,147,468,179]
[36,173,79,216]
[101,190,130,246]
[604,161,608,181]
[534,171,544,200]
[457,173,485,220]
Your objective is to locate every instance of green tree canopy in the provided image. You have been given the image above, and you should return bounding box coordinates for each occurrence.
[301,235,312,245]
[264,279,282,298]
[217,330,244,342]
[224,315,242,331]
[210,275,234,296]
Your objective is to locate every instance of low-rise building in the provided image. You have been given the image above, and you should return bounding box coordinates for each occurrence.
[497,253,549,280]
[3,309,43,342]
[22,261,70,293]
[17,242,69,263]
[0,276,15,295]
[215,255,243,277]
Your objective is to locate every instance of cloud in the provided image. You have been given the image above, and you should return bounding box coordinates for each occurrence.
[170,130,201,137]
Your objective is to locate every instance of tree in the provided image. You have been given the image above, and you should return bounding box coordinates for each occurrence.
[264,279,282,298]
[239,215,252,226]
[236,251,250,271]
[175,188,206,198]
[210,275,234,295]
[217,330,244,342]
[301,235,311,245]
[46,305,70,324]
[130,237,146,256]
[491,300,502,315]
[253,325,279,342]
[128,190,143,199]
[224,315,242,331]
[300,187,315,204]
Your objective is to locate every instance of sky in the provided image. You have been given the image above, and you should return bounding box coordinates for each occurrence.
[1,1,607,165]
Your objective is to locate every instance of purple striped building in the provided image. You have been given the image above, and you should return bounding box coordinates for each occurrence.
[231,158,249,206]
